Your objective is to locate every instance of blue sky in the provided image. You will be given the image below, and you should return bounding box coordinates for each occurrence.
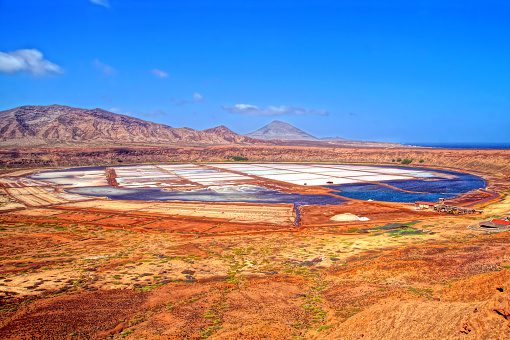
[1,0,509,143]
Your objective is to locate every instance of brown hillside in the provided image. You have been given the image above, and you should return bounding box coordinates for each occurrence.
[0,105,259,147]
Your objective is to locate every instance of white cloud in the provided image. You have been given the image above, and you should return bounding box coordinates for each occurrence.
[151,69,169,78]
[109,107,167,118]
[108,107,128,114]
[223,104,328,116]
[193,92,204,102]
[172,92,205,106]
[93,59,116,76]
[90,0,110,8]
[0,49,62,76]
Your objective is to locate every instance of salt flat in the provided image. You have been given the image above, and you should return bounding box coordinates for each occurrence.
[31,163,442,189]
[209,163,433,186]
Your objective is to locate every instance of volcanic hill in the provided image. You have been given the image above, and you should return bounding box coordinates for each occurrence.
[246,120,320,141]
[0,105,258,147]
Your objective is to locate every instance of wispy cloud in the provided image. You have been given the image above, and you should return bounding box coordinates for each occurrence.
[138,109,168,118]
[192,92,204,102]
[151,69,169,78]
[90,0,110,8]
[172,92,205,106]
[223,104,328,116]
[109,107,167,119]
[0,49,62,76]
[109,107,129,115]
[93,59,116,76]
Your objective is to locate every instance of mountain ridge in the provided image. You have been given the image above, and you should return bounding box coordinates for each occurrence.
[0,105,259,147]
[0,105,399,149]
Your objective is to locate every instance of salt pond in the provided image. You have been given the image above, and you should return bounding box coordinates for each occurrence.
[328,169,485,203]
[68,185,345,205]
[33,164,486,204]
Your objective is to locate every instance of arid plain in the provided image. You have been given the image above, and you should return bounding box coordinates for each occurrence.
[3,0,509,337]
[0,147,509,339]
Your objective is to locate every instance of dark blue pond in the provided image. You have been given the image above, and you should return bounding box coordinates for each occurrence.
[68,185,345,205]
[328,169,485,203]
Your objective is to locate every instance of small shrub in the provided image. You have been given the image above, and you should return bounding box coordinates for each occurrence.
[229,156,248,161]
[408,286,433,297]
[401,158,413,165]
[317,324,332,332]
[120,329,134,338]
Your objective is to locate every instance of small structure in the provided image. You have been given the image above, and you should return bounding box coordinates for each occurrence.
[414,199,483,215]
[475,218,510,232]
[492,218,510,226]
[415,201,436,210]
[434,203,481,215]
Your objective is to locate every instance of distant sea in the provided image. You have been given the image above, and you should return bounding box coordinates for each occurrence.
[407,143,510,150]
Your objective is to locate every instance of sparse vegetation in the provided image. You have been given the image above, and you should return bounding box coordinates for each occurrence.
[228,156,248,161]
[120,329,134,338]
[387,227,424,237]
[408,286,433,298]
[284,265,329,332]
[136,283,163,292]
[336,305,363,321]
[200,290,229,338]
[317,324,333,332]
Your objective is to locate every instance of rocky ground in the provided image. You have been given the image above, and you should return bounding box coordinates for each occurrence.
[0,193,508,339]
[0,148,509,339]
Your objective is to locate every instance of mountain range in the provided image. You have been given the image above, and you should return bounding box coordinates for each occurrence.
[0,105,393,148]
[0,105,258,147]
